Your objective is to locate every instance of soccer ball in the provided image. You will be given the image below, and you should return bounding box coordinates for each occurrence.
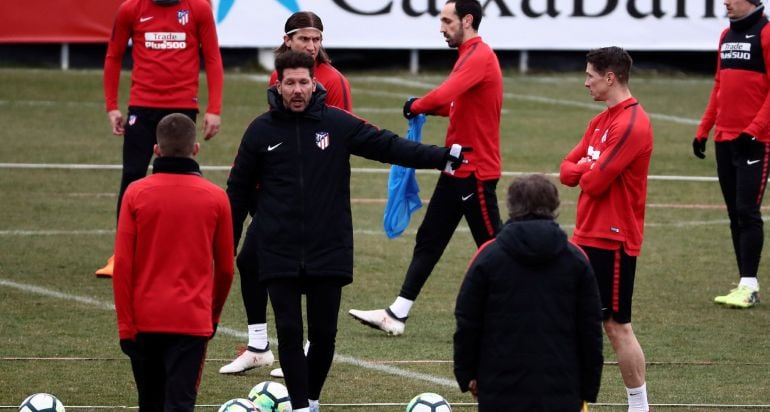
[248,381,292,412]
[18,393,65,412]
[406,392,452,412]
[218,398,258,412]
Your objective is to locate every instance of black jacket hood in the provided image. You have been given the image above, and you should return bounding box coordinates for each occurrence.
[495,219,568,265]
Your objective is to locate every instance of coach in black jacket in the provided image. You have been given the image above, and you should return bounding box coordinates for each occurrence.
[454,174,603,411]
[227,51,460,412]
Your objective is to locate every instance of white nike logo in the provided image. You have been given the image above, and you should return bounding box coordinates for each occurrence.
[461,193,474,201]
[747,159,760,165]
[140,16,153,23]
[746,34,756,39]
[267,142,283,152]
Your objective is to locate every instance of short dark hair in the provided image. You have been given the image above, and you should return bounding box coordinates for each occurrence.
[275,51,315,81]
[586,46,633,85]
[275,11,331,64]
[506,174,560,221]
[447,0,482,31]
[156,113,196,157]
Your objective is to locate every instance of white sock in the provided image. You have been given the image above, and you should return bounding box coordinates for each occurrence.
[247,323,268,351]
[626,383,649,412]
[739,277,759,291]
[389,297,414,319]
[304,340,310,355]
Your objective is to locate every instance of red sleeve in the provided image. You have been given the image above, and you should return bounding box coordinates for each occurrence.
[195,0,223,115]
[211,192,234,324]
[112,187,138,340]
[560,124,593,187]
[579,106,651,197]
[322,66,353,111]
[103,3,134,112]
[411,46,487,117]
[744,25,770,140]
[696,29,728,139]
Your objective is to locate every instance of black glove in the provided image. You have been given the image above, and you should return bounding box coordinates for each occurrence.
[734,132,757,155]
[445,146,472,171]
[210,323,218,340]
[403,97,418,119]
[692,137,706,159]
[120,338,138,357]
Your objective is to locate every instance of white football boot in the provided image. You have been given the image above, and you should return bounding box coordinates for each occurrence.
[219,347,274,374]
[348,308,406,336]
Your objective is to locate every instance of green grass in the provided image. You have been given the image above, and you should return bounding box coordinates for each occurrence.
[1,68,769,411]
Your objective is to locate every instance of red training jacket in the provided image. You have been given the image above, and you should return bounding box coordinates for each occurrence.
[559,97,653,256]
[697,13,770,142]
[113,169,234,340]
[410,36,503,180]
[103,0,224,114]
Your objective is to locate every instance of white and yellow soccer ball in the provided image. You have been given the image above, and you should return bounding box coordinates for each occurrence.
[248,381,292,412]
[406,392,452,412]
[218,398,258,412]
[18,393,65,412]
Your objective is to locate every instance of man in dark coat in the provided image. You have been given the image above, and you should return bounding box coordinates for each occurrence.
[454,174,603,411]
[228,51,463,412]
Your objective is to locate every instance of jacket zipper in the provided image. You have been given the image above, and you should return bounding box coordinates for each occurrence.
[295,117,306,270]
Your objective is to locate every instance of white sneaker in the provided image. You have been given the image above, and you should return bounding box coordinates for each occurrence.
[348,308,405,336]
[309,399,320,412]
[269,367,284,378]
[218,347,274,374]
[269,340,309,379]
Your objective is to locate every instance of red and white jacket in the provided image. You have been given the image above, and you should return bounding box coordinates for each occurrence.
[560,97,653,256]
[113,157,233,340]
[697,8,770,142]
[410,36,503,180]
[103,0,223,114]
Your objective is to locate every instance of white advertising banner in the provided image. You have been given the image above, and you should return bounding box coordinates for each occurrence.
[212,1,731,51]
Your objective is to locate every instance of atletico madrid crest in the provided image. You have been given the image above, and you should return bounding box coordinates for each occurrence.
[315,132,330,150]
[178,10,189,26]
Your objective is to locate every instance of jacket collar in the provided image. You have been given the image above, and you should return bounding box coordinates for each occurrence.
[731,5,765,32]
[152,157,202,176]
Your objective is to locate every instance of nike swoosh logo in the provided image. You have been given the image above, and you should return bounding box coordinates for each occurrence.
[746,34,756,39]
[747,159,760,165]
[461,193,474,201]
[267,142,283,152]
[140,16,153,22]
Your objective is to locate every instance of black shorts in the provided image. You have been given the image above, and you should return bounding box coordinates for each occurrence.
[579,245,637,324]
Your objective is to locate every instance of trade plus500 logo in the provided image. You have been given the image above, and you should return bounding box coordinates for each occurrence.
[217,0,300,23]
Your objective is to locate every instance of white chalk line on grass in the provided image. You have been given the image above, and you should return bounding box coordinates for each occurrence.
[353,76,701,126]
[0,162,721,182]
[0,279,457,389]
[4,280,770,410]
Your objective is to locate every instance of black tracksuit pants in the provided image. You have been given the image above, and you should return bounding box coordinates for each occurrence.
[236,222,269,326]
[399,173,501,300]
[267,277,343,410]
[715,139,769,277]
[117,107,197,220]
[122,333,207,412]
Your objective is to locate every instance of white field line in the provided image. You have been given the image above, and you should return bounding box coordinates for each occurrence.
[0,163,720,182]
[352,76,701,126]
[0,279,457,389]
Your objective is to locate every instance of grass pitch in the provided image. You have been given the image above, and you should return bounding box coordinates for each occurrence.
[0,68,768,411]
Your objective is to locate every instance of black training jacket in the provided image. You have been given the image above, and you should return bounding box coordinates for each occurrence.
[454,219,604,411]
[227,86,448,284]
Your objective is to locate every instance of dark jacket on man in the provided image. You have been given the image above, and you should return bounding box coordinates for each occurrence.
[227,86,449,284]
[454,218,603,411]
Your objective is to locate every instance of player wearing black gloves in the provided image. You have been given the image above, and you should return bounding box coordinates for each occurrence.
[694,0,770,308]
